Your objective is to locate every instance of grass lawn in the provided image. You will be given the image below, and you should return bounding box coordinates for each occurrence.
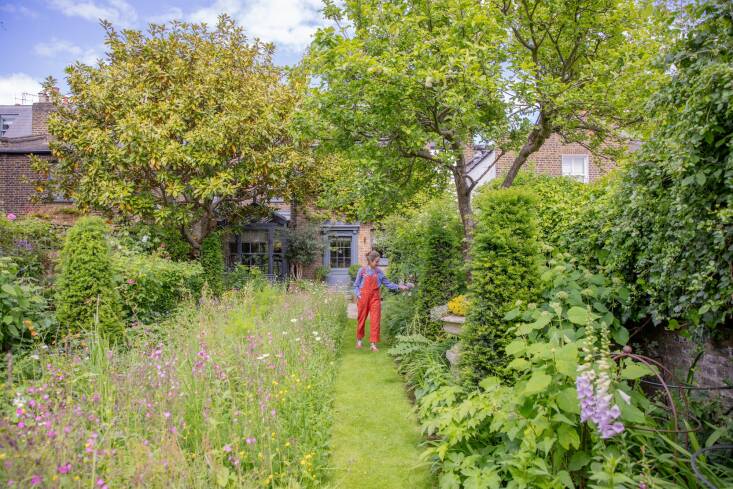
[326,320,433,489]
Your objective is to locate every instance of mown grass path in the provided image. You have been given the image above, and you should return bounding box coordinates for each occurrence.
[326,319,433,489]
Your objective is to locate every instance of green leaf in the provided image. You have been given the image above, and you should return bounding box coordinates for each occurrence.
[505,339,526,356]
[556,388,580,414]
[503,309,520,321]
[568,451,591,471]
[557,470,575,489]
[566,306,590,325]
[612,326,629,345]
[508,358,531,371]
[557,424,580,450]
[620,362,654,380]
[524,371,552,396]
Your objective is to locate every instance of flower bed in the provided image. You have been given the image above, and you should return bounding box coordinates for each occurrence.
[0,284,347,487]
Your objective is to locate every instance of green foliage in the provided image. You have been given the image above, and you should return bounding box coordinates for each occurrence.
[285,224,324,279]
[55,217,124,341]
[0,216,60,280]
[378,195,465,338]
[460,188,539,385]
[348,263,361,282]
[112,221,192,261]
[554,0,733,334]
[115,254,204,324]
[200,232,224,297]
[38,16,315,251]
[507,173,592,249]
[313,266,330,283]
[415,257,731,488]
[381,292,419,340]
[388,334,453,402]
[0,258,55,352]
[223,264,265,291]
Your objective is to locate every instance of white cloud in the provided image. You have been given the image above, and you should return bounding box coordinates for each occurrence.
[189,0,326,50]
[34,38,103,65]
[0,73,42,105]
[0,3,39,17]
[48,0,137,26]
[146,7,183,24]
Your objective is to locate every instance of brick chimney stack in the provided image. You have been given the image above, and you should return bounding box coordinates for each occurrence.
[32,90,54,136]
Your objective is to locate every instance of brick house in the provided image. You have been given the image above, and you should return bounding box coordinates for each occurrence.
[0,94,73,221]
[223,200,374,286]
[465,133,617,186]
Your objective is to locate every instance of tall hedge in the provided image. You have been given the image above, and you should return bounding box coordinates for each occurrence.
[460,188,539,385]
[415,200,466,336]
[200,232,224,297]
[55,217,124,341]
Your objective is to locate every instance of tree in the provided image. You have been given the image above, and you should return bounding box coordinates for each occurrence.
[36,16,314,254]
[302,0,511,252]
[495,0,670,187]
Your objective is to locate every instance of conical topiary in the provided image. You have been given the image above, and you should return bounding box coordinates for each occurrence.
[55,216,124,342]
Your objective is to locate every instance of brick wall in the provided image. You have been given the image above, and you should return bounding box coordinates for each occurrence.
[494,133,615,182]
[31,102,53,136]
[1,153,47,214]
[357,224,374,267]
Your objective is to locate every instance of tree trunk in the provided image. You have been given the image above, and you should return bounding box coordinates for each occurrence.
[453,155,475,266]
[501,112,552,188]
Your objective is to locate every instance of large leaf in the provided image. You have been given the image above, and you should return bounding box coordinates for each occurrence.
[524,371,552,396]
[620,362,654,380]
[566,306,590,325]
[557,424,580,450]
[555,388,580,414]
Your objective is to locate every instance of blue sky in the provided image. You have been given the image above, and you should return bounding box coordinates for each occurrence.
[0,0,326,104]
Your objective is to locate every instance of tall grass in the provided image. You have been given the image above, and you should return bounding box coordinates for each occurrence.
[1,283,346,488]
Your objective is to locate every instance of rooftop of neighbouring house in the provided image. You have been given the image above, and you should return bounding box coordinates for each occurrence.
[0,105,33,138]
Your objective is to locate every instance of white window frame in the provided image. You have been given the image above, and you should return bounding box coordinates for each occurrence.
[561,154,590,183]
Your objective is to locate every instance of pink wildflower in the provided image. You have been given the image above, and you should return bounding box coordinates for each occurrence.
[31,475,42,485]
[127,278,136,285]
[223,444,232,452]
[57,463,72,474]
[6,213,16,222]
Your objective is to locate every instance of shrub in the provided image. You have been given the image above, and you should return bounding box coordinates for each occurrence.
[0,216,60,280]
[381,292,419,340]
[224,264,265,290]
[285,224,324,279]
[314,265,330,282]
[460,188,539,385]
[112,221,192,261]
[0,258,55,352]
[55,217,124,341]
[447,295,469,317]
[200,232,224,297]
[348,263,361,282]
[115,254,204,324]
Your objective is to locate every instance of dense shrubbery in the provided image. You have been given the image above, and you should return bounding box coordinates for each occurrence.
[460,188,540,385]
[381,292,420,340]
[112,221,193,261]
[200,232,225,297]
[378,194,465,337]
[0,258,55,352]
[0,216,60,280]
[55,217,124,341]
[115,253,204,324]
[224,264,266,291]
[392,257,732,488]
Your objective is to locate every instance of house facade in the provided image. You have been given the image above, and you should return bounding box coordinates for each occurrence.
[0,94,74,223]
[465,134,616,187]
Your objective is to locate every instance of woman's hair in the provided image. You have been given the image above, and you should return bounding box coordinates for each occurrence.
[366,250,380,263]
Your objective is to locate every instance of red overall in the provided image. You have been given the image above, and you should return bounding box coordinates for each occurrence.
[356,270,381,343]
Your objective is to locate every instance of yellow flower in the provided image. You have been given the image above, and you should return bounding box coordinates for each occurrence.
[0,452,6,460]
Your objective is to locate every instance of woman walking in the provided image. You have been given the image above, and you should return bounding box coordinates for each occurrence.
[353,250,409,351]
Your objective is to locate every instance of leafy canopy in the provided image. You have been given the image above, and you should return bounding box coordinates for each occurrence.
[38,16,314,250]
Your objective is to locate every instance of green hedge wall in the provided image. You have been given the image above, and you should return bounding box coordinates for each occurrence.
[200,232,225,297]
[460,188,539,385]
[116,254,204,324]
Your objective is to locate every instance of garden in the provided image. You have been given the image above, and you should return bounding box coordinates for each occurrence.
[2,0,733,487]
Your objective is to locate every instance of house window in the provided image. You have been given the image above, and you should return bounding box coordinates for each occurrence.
[240,230,269,272]
[0,114,17,136]
[561,155,589,183]
[329,237,352,269]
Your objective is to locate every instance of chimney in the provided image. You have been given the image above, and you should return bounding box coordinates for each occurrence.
[32,92,54,136]
[463,142,475,163]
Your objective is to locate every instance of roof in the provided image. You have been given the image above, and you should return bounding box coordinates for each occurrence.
[0,105,33,138]
[0,135,50,154]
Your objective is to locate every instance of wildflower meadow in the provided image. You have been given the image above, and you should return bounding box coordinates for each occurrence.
[1,285,346,488]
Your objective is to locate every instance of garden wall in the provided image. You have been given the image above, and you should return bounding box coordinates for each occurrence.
[645,328,733,405]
